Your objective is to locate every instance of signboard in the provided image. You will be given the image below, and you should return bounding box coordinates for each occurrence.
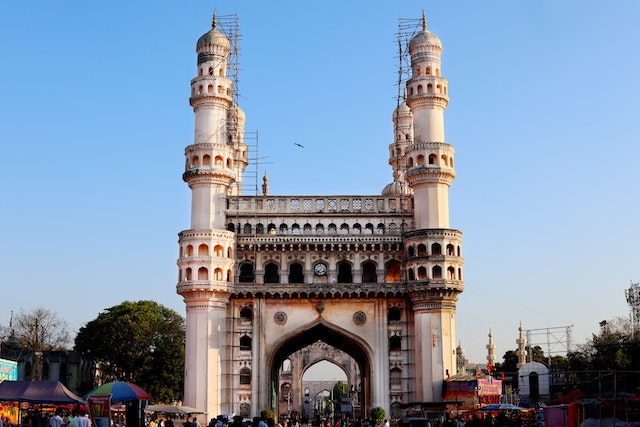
[0,358,18,381]
[88,395,112,427]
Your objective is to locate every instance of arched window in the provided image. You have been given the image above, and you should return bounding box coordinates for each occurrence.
[240,306,253,320]
[362,262,377,283]
[340,223,349,235]
[198,267,208,280]
[427,83,433,93]
[239,262,254,283]
[316,223,325,235]
[417,85,423,94]
[239,368,251,385]
[219,68,224,77]
[267,223,276,234]
[431,243,442,255]
[458,267,462,280]
[208,67,214,75]
[426,66,432,75]
[328,223,337,235]
[429,154,437,164]
[282,359,292,372]
[337,262,352,283]
[303,223,312,235]
[288,262,304,284]
[386,260,401,282]
[432,265,442,279]
[256,223,265,234]
[279,224,288,235]
[214,245,224,257]
[389,335,402,351]
[365,223,374,234]
[447,244,455,255]
[447,266,456,280]
[202,154,211,165]
[214,156,223,166]
[264,263,279,283]
[186,245,194,256]
[243,223,252,235]
[407,268,415,281]
[191,156,199,167]
[417,155,425,166]
[207,84,213,93]
[417,266,427,280]
[185,268,192,280]
[291,223,301,235]
[441,154,448,165]
[226,158,233,169]
[407,246,415,257]
[417,244,427,256]
[377,223,385,234]
[227,223,235,232]
[214,268,222,280]
[407,157,414,168]
[239,335,252,351]
[280,383,292,402]
[388,306,401,322]
[227,247,233,258]
[198,244,208,256]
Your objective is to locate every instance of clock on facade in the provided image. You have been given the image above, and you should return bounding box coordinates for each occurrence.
[313,263,327,276]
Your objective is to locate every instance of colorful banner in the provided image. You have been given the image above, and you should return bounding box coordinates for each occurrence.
[0,358,18,381]
[88,395,112,427]
[478,378,502,396]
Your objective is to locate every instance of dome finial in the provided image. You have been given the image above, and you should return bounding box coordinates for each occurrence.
[212,9,217,29]
[422,10,427,32]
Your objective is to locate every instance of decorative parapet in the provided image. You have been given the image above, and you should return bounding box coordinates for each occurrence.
[227,195,413,216]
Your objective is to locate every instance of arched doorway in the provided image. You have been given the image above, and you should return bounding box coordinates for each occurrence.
[269,322,372,419]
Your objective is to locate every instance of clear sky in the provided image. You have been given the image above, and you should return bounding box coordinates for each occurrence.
[1,1,639,365]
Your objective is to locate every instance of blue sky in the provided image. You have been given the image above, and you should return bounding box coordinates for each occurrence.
[1,1,639,365]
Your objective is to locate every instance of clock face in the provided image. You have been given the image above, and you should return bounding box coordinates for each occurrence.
[314,263,327,276]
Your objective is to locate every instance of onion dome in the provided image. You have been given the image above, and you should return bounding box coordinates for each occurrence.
[382,181,413,196]
[392,99,412,121]
[197,12,230,52]
[409,13,442,51]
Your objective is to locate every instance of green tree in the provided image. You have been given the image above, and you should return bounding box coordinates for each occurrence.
[75,300,185,402]
[495,350,518,373]
[370,407,385,425]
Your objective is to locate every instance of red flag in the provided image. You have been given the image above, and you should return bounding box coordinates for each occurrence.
[487,362,494,371]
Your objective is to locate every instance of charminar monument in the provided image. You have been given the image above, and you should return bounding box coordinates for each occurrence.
[177,10,464,421]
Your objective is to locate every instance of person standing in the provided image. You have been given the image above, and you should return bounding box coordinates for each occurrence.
[50,411,64,427]
[75,412,90,427]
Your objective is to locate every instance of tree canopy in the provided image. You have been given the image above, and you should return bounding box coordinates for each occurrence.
[74,300,185,402]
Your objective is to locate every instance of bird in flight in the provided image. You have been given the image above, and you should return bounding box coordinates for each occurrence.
[294,143,304,148]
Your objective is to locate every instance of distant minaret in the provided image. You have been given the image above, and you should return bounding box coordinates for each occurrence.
[516,324,527,368]
[456,342,467,375]
[487,330,496,368]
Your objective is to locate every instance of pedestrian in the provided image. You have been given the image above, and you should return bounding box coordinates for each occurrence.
[193,418,201,427]
[50,411,64,427]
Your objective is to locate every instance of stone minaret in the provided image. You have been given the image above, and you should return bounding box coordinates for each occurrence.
[177,12,246,418]
[403,12,463,401]
[487,330,496,368]
[516,324,527,368]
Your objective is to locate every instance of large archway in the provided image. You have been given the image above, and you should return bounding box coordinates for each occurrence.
[269,321,372,419]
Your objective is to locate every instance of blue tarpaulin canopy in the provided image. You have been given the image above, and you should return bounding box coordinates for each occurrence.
[0,380,86,404]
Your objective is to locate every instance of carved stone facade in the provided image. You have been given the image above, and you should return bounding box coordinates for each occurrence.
[177,13,464,422]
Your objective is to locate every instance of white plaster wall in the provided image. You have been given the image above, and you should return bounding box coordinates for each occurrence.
[413,185,450,229]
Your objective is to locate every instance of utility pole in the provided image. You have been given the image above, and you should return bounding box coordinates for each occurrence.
[34,318,42,381]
